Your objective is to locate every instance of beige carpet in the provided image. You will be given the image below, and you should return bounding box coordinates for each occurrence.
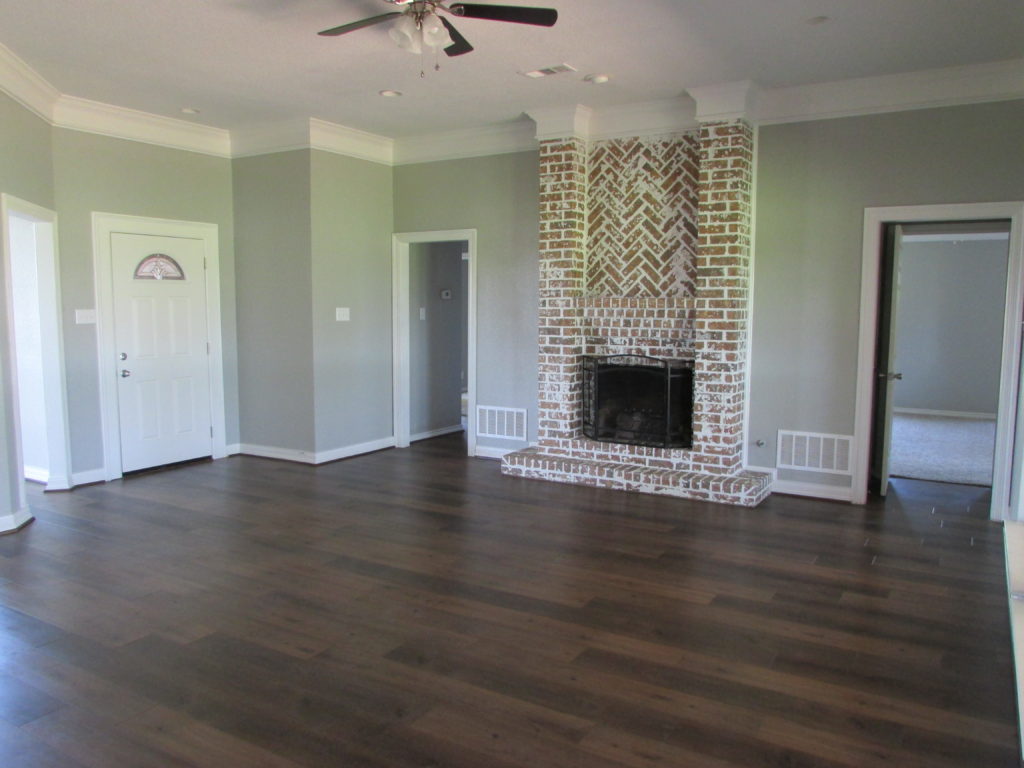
[889,412,996,486]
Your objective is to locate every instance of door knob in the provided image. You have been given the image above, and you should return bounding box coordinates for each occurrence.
[120,352,127,361]
[120,369,131,378]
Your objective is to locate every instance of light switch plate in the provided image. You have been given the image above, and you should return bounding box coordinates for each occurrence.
[335,307,350,322]
[75,309,97,325]
[419,307,426,320]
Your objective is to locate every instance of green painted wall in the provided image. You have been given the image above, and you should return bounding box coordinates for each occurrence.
[748,99,1024,470]
[393,151,539,451]
[310,149,394,453]
[233,150,315,453]
[0,93,53,520]
[52,128,237,472]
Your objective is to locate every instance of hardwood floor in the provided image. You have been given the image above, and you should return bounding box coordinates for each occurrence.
[0,434,1017,767]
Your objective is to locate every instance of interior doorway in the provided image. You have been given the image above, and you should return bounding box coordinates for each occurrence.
[854,202,1024,518]
[392,230,477,456]
[870,222,1010,494]
[1,194,72,494]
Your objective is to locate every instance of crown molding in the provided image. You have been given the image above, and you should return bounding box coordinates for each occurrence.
[393,119,537,165]
[0,41,59,121]
[230,120,315,159]
[756,58,1024,125]
[52,95,231,157]
[589,98,698,139]
[687,81,758,123]
[527,104,593,141]
[309,118,394,165]
[3,36,1023,163]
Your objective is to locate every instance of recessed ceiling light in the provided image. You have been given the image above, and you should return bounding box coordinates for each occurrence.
[180,107,200,114]
[584,73,611,85]
[806,15,830,25]
[379,89,403,97]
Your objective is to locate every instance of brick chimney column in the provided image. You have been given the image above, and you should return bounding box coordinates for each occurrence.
[536,137,588,449]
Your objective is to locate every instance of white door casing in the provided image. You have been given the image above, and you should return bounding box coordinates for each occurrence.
[111,233,211,472]
[0,194,72,495]
[854,202,1024,518]
[94,213,226,480]
[392,230,477,456]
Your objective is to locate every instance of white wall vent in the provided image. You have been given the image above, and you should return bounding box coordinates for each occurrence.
[777,430,853,476]
[477,406,527,440]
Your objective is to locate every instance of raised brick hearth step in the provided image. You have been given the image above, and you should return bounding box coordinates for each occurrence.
[501,448,771,507]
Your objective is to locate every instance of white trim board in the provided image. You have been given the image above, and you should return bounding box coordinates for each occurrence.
[0,506,33,535]
[392,229,478,458]
[238,436,396,465]
[853,202,1024,519]
[1,195,73,493]
[746,464,854,503]
[92,212,228,481]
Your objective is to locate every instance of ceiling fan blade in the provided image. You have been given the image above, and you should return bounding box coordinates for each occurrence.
[440,17,475,56]
[448,3,557,26]
[318,12,402,37]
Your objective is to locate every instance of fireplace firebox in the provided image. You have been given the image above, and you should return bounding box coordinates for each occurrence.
[582,355,693,449]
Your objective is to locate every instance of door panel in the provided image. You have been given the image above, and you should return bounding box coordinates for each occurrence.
[111,233,211,472]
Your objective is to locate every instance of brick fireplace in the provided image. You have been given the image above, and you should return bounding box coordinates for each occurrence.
[501,112,771,507]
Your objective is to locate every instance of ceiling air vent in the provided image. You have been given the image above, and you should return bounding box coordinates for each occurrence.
[521,63,577,78]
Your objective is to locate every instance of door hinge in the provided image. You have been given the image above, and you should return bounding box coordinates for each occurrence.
[210,426,213,437]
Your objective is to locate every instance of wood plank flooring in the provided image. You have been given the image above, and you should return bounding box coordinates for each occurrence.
[0,434,1017,767]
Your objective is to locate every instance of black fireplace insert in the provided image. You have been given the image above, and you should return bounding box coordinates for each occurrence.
[582,355,693,449]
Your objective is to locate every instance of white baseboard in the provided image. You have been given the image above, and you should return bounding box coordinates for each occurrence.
[23,465,48,484]
[745,464,853,502]
[239,436,396,465]
[45,474,72,491]
[474,442,535,460]
[238,443,317,463]
[70,468,106,487]
[773,479,854,502]
[893,407,997,420]
[0,506,34,534]
[225,442,241,455]
[314,436,396,464]
[411,425,463,442]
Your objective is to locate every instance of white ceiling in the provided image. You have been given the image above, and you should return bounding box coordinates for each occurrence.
[1,0,1022,138]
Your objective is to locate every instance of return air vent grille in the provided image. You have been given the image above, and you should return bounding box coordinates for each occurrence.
[777,430,853,476]
[477,406,527,440]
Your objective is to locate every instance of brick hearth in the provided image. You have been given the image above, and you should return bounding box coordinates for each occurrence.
[502,121,770,507]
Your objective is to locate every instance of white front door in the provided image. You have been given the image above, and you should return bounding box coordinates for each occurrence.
[111,232,212,472]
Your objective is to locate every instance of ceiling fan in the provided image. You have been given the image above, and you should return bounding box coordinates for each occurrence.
[318,1,558,58]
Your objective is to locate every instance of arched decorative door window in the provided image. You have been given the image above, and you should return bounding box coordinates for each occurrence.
[133,253,185,280]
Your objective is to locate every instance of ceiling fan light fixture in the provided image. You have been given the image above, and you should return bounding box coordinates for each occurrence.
[421,12,453,49]
[389,14,422,53]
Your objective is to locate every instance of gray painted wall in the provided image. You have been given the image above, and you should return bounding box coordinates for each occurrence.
[892,238,1008,414]
[52,128,237,472]
[393,152,539,451]
[748,99,1024,470]
[233,150,314,453]
[0,93,54,518]
[409,241,465,437]
[310,150,394,454]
